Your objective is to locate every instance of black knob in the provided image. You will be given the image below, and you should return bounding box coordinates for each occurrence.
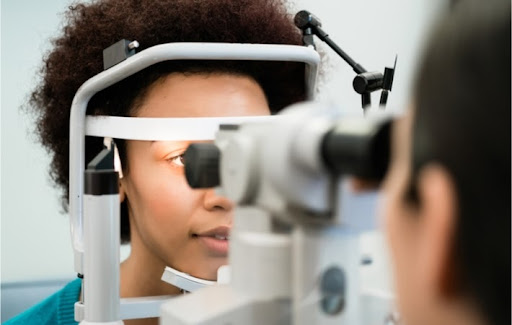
[353,72,384,94]
[184,143,221,188]
[294,10,322,30]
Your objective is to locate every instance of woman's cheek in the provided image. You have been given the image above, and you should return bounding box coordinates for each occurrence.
[146,173,196,221]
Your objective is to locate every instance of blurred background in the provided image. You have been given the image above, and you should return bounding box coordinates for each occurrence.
[0,0,446,321]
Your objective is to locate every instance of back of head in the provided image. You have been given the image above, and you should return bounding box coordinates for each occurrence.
[412,1,511,324]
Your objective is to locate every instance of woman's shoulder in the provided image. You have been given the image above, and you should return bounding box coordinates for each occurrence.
[3,278,81,325]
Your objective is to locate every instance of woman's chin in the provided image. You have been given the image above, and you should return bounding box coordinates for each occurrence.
[192,266,223,281]
[179,259,228,281]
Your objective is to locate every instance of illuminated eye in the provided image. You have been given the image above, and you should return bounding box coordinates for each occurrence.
[168,154,185,167]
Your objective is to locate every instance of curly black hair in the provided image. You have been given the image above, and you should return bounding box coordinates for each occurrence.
[29,0,309,242]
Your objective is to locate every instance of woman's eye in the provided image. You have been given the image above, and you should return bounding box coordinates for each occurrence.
[168,154,185,167]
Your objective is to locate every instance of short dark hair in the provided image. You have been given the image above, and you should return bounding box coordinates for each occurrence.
[410,1,510,324]
[28,0,308,242]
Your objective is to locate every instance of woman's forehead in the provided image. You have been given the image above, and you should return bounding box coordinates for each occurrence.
[135,73,270,118]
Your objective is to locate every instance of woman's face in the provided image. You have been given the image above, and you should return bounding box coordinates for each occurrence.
[121,73,270,280]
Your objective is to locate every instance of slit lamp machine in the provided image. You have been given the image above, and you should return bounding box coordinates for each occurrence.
[68,10,399,325]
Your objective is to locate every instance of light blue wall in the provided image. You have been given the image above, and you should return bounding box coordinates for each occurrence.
[1,0,78,283]
[1,0,445,290]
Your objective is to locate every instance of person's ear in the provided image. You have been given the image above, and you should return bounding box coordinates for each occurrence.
[416,163,458,299]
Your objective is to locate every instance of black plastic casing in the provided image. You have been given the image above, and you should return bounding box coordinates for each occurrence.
[184,143,221,189]
[84,170,119,195]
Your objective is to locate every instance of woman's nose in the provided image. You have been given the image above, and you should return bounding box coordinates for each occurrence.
[202,188,235,211]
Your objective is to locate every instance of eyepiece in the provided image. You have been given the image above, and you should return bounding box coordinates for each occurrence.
[184,143,221,188]
[321,119,391,181]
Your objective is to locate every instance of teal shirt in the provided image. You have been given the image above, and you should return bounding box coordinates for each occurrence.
[4,279,81,325]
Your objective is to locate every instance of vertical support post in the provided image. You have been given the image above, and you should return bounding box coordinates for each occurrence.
[81,146,123,324]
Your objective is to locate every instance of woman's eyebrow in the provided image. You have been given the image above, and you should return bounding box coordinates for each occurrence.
[150,141,198,154]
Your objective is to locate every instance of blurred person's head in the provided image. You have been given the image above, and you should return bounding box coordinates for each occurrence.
[383,1,510,324]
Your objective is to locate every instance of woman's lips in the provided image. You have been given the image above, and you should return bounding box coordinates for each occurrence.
[196,236,229,256]
[194,226,230,256]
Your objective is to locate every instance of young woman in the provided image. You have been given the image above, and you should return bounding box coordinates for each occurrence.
[6,0,308,324]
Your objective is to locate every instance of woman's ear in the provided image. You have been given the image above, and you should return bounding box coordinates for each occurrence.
[416,163,458,299]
